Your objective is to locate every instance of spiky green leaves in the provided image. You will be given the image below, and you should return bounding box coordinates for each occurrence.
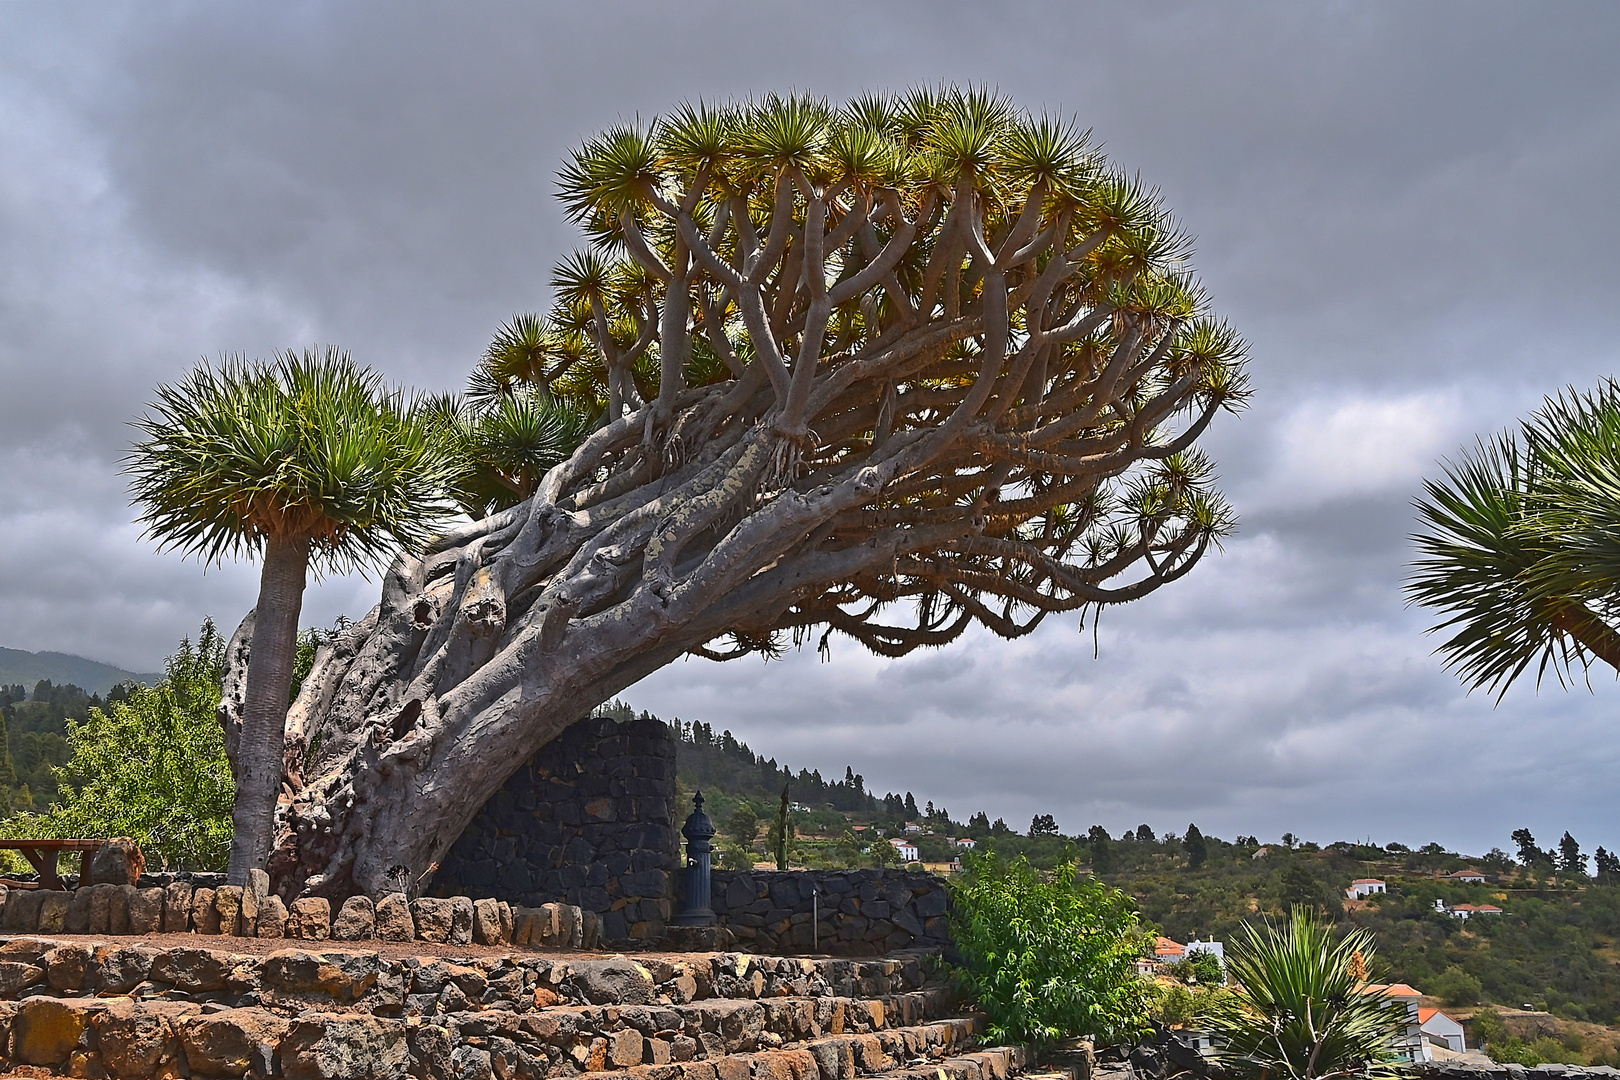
[1209,908,1411,1080]
[126,348,458,573]
[1409,380,1620,696]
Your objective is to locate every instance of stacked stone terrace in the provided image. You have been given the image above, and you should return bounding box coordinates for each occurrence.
[0,936,1031,1080]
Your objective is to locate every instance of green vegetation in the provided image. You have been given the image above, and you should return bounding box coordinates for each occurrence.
[949,851,1151,1048]
[1409,380,1620,694]
[1209,908,1411,1080]
[1,620,233,870]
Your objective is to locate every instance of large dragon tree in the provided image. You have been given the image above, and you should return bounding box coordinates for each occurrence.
[251,88,1252,899]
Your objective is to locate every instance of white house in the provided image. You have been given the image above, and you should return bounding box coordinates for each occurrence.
[890,838,919,861]
[1420,1008,1467,1053]
[903,823,923,835]
[1363,984,1428,1062]
[1446,869,1487,884]
[1447,903,1503,919]
[1346,878,1386,900]
[955,838,977,849]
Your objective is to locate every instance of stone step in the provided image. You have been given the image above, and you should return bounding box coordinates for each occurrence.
[860,1046,1038,1080]
[0,999,991,1080]
[0,937,938,1014]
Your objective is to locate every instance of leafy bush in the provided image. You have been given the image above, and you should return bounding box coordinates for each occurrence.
[1210,906,1412,1080]
[0,621,233,871]
[949,851,1151,1047]
[1430,964,1484,1006]
[1151,981,1236,1028]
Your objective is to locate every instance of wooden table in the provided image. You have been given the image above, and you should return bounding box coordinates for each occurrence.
[0,839,104,890]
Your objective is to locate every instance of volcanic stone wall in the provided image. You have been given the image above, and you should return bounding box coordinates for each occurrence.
[705,870,951,956]
[429,713,679,944]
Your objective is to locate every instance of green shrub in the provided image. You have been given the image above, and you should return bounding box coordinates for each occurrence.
[1430,964,1484,1006]
[1210,906,1412,1080]
[0,620,233,871]
[949,851,1151,1047]
[1151,981,1236,1028]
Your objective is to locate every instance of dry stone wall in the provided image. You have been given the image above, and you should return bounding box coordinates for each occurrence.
[430,713,680,945]
[705,871,951,957]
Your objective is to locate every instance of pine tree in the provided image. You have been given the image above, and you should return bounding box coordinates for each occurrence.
[1185,823,1208,868]
[1559,831,1588,875]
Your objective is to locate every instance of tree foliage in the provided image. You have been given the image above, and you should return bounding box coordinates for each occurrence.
[0,621,234,871]
[1209,907,1411,1080]
[1409,381,1620,697]
[949,850,1151,1047]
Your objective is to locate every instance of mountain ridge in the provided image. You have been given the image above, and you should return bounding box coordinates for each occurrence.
[0,646,160,695]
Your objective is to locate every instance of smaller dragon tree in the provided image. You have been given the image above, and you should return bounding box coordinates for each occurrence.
[211,87,1251,898]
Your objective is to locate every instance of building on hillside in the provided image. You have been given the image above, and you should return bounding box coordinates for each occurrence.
[1184,939,1225,970]
[890,838,919,862]
[1155,936,1186,964]
[1363,984,1427,1062]
[955,838,977,849]
[903,823,923,834]
[1419,1008,1467,1053]
[1134,956,1159,978]
[1446,869,1487,883]
[1346,878,1386,900]
[1442,902,1502,919]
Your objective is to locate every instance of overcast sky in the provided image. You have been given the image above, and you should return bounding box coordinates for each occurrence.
[3,2,1618,857]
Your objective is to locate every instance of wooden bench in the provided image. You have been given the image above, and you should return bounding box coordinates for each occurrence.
[0,839,104,891]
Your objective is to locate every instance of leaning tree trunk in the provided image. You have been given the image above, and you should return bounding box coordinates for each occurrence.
[230,95,1252,900]
[223,534,309,885]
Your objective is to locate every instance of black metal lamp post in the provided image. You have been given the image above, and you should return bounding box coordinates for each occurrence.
[671,790,717,927]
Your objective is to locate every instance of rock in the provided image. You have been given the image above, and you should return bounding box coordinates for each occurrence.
[215,885,244,936]
[178,1006,289,1078]
[260,949,389,1005]
[582,909,601,949]
[411,898,455,944]
[88,838,145,887]
[109,883,137,934]
[257,894,288,938]
[162,881,193,932]
[89,882,117,933]
[913,888,948,919]
[449,896,474,945]
[246,869,269,921]
[332,895,376,940]
[472,898,502,945]
[608,1028,644,1068]
[128,887,165,934]
[94,945,157,993]
[554,902,576,948]
[452,1043,495,1080]
[375,893,414,941]
[572,959,655,1005]
[511,907,534,947]
[190,887,220,934]
[0,958,46,997]
[150,947,233,992]
[408,1024,454,1079]
[45,944,91,992]
[498,901,514,946]
[65,886,92,934]
[281,1013,410,1080]
[94,999,196,1080]
[36,890,71,934]
[288,896,331,940]
[14,997,96,1066]
[4,888,43,932]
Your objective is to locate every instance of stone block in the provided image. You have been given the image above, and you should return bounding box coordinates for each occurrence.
[93,999,195,1080]
[332,895,375,940]
[257,894,288,937]
[281,1013,409,1080]
[288,896,331,940]
[411,898,455,943]
[178,1007,288,1078]
[0,958,46,996]
[498,900,514,945]
[14,997,95,1066]
[150,947,232,992]
[162,881,193,932]
[109,882,137,934]
[87,837,144,887]
[65,886,92,934]
[215,885,244,936]
[449,896,474,945]
[190,887,220,934]
[5,888,43,932]
[95,945,156,993]
[472,897,502,944]
[376,892,414,941]
[45,944,91,992]
[128,886,165,933]
[37,890,71,934]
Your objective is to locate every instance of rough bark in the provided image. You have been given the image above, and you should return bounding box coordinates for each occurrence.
[225,534,309,885]
[233,97,1252,899]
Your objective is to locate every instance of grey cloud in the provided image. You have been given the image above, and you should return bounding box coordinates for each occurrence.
[1,1,1618,854]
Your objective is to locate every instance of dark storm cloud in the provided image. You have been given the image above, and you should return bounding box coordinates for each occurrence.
[2,1,1618,851]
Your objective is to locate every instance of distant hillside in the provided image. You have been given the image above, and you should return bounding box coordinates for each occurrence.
[0,647,159,696]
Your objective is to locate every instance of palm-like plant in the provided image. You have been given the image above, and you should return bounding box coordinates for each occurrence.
[1408,382,1620,698]
[126,348,455,883]
[1209,907,1411,1080]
